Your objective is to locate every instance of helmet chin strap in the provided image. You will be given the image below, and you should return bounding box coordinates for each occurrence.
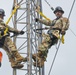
[56,15,62,19]
[56,16,61,20]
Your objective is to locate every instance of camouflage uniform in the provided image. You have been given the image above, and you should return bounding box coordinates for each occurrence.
[32,17,69,67]
[0,18,26,68]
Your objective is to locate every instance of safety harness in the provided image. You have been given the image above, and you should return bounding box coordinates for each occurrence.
[35,6,65,44]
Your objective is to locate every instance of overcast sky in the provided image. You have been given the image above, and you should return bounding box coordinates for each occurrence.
[0,0,76,75]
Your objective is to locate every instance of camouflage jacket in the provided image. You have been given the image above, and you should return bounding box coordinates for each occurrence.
[0,18,20,38]
[38,17,69,38]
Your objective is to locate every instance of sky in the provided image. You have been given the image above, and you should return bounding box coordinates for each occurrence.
[0,0,76,75]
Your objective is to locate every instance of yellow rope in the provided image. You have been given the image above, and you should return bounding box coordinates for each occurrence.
[38,11,50,21]
[36,6,51,21]
[4,5,20,36]
[6,5,20,25]
[61,35,64,44]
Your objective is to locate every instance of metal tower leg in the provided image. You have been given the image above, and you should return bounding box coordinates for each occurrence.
[12,0,44,75]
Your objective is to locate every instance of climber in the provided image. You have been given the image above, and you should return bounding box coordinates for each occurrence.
[32,6,69,67]
[0,8,27,69]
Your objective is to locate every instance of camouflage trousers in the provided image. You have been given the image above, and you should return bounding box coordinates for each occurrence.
[2,36,18,59]
[38,33,58,60]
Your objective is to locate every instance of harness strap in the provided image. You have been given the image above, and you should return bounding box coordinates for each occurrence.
[4,5,20,36]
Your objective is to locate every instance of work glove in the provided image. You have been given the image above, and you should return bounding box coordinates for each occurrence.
[35,18,39,22]
[19,31,25,35]
[14,31,24,35]
[13,31,19,35]
[12,31,24,37]
[61,30,66,35]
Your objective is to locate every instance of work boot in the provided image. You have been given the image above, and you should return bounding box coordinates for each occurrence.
[9,57,24,69]
[11,63,24,69]
[33,58,45,67]
[12,51,27,63]
[32,51,42,62]
[32,51,45,67]
[32,54,39,62]
[32,55,45,67]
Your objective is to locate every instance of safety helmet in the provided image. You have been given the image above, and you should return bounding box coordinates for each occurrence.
[0,9,5,16]
[54,6,64,14]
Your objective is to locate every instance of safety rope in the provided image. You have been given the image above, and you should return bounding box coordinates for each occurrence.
[48,39,61,75]
[44,0,54,11]
[32,0,51,21]
[38,11,51,21]
[48,0,76,75]
[6,5,20,25]
[3,0,23,36]
[68,0,76,37]
[68,0,76,19]
[3,5,20,36]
